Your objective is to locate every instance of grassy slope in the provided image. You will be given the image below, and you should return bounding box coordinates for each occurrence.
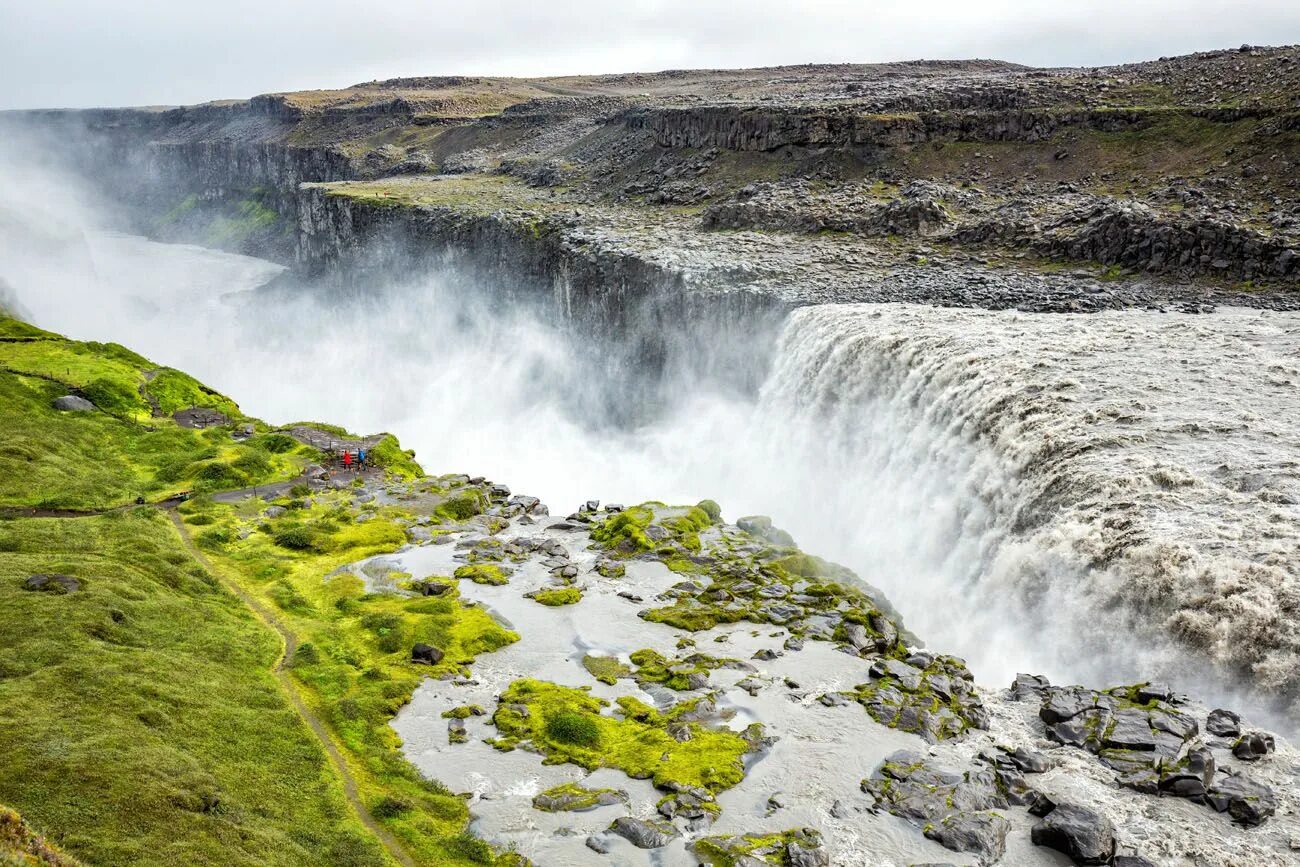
[0,509,389,866]
[0,313,516,866]
[183,483,521,865]
[0,315,317,510]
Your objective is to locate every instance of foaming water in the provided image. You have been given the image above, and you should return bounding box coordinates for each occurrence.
[3,175,1299,723]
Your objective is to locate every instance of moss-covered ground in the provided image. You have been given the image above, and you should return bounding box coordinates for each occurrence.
[0,316,317,509]
[181,482,521,865]
[0,803,79,866]
[0,509,390,866]
[491,679,752,794]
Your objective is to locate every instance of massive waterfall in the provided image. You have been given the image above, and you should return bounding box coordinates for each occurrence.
[2,143,1297,723]
[756,305,1300,721]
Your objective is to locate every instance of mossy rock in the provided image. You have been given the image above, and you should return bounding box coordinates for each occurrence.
[453,563,510,585]
[531,782,628,813]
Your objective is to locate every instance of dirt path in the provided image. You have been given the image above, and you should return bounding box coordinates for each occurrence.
[165,511,418,867]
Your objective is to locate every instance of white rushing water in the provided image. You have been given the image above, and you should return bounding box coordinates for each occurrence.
[2,159,1298,724]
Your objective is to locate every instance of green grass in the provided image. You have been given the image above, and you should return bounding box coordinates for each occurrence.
[185,491,520,865]
[0,509,388,866]
[0,317,316,509]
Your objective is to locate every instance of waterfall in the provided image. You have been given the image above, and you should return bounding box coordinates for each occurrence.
[756,303,1300,720]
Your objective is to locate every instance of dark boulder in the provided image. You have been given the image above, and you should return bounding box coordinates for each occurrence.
[1010,672,1050,700]
[23,574,81,594]
[1205,772,1277,826]
[1030,803,1117,865]
[1231,731,1275,762]
[924,813,1010,865]
[1205,708,1241,738]
[1158,746,1215,799]
[608,816,679,849]
[410,643,444,665]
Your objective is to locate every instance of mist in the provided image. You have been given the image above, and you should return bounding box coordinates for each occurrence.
[2,131,1295,734]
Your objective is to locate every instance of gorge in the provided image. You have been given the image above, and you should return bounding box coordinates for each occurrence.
[1,46,1298,867]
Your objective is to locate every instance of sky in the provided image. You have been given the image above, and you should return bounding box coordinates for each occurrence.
[2,0,1299,109]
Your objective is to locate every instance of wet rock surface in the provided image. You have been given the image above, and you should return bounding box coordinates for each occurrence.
[335,474,1300,865]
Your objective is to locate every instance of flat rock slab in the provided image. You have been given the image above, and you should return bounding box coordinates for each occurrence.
[23,574,81,593]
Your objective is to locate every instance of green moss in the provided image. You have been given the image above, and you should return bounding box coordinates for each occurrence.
[529,586,582,606]
[531,782,625,813]
[0,511,386,866]
[590,505,655,553]
[453,564,510,586]
[436,490,487,521]
[581,654,631,685]
[690,829,818,866]
[440,705,485,719]
[696,499,722,523]
[492,679,750,794]
[628,648,725,690]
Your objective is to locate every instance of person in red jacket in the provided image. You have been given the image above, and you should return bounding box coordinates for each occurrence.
[342,450,352,472]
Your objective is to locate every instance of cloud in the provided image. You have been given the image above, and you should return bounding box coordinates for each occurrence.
[1,0,1298,108]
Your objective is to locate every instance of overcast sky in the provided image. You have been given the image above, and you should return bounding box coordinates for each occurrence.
[2,0,1298,109]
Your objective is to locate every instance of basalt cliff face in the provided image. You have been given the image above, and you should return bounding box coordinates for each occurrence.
[11,46,1299,312]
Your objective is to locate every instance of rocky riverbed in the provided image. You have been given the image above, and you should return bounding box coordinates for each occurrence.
[307,476,1300,866]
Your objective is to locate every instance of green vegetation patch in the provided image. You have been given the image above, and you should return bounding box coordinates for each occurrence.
[0,317,313,509]
[530,782,627,813]
[0,510,386,866]
[453,563,510,586]
[142,368,239,417]
[580,654,631,685]
[186,488,520,865]
[590,502,716,557]
[528,586,582,606]
[628,648,727,691]
[492,679,751,793]
[689,828,827,866]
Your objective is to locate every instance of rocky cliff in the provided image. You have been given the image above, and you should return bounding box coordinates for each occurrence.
[6,47,1298,311]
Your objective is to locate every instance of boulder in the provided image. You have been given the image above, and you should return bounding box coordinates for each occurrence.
[1206,708,1241,738]
[736,515,796,547]
[786,828,830,867]
[1010,672,1051,700]
[52,395,96,411]
[23,573,80,593]
[924,813,1010,865]
[1030,804,1117,865]
[1231,731,1275,762]
[418,581,451,597]
[1205,772,1277,826]
[410,643,444,665]
[609,816,679,849]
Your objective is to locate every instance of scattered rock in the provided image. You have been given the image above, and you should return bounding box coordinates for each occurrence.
[410,643,444,665]
[51,395,95,411]
[1030,803,1117,865]
[608,816,679,849]
[23,574,80,593]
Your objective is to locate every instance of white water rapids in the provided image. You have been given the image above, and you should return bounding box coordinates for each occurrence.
[4,209,1299,724]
